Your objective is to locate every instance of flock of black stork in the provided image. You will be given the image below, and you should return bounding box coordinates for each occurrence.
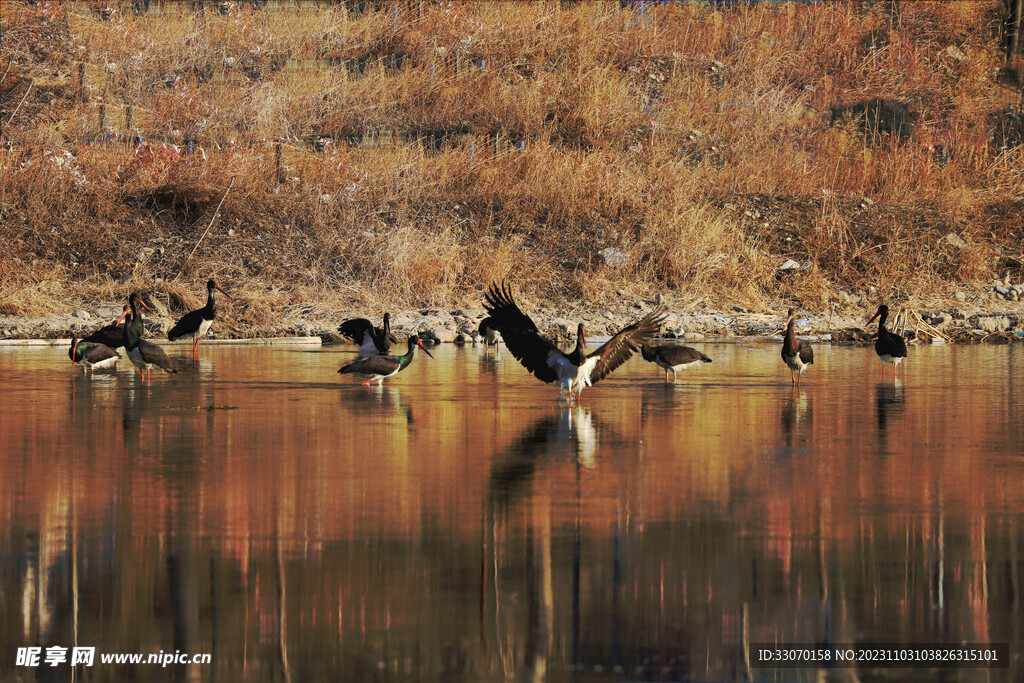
[67,280,910,396]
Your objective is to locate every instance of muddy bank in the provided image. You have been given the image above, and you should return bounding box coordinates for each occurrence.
[3,290,1022,347]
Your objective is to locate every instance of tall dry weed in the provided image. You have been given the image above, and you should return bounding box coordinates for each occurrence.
[1,0,1022,320]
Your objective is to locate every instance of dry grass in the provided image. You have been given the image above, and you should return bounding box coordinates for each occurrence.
[1,0,1022,325]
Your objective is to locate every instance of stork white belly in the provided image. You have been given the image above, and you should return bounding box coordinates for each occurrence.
[195,317,214,339]
[82,355,119,371]
[549,352,599,395]
[783,352,809,372]
[879,354,903,366]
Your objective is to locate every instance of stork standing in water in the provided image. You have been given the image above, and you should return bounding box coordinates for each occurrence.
[478,316,501,350]
[781,308,814,387]
[641,343,712,382]
[337,313,397,356]
[168,279,232,359]
[68,338,121,374]
[483,282,665,403]
[337,334,433,385]
[123,293,177,381]
[81,305,129,349]
[867,304,908,380]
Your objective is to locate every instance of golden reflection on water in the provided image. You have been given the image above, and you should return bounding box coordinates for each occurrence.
[1,342,1022,681]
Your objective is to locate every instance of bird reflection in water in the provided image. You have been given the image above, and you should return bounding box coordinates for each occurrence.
[780,390,813,452]
[876,378,905,433]
[477,347,502,378]
[483,407,598,681]
[488,407,598,508]
[343,383,415,426]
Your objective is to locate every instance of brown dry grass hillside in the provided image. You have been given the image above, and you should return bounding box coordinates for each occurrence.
[1,0,1022,324]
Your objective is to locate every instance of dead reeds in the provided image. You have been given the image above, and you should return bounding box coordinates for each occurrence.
[1,0,1021,323]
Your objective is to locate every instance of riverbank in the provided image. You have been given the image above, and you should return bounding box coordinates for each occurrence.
[3,289,1021,347]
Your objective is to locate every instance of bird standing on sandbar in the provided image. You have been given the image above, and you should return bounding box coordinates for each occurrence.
[641,343,712,382]
[338,335,433,386]
[781,308,814,387]
[483,282,665,404]
[867,304,908,380]
[168,279,232,359]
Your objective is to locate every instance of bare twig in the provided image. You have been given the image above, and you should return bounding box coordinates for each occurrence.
[178,176,235,278]
[909,308,951,342]
[0,60,12,88]
[6,80,33,126]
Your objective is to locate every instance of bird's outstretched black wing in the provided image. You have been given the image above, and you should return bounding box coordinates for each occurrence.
[338,318,375,342]
[483,282,560,384]
[587,309,667,385]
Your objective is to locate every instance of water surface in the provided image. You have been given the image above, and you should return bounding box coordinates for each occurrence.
[1,341,1022,681]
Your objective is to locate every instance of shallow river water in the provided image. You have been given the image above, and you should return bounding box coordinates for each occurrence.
[1,341,1022,682]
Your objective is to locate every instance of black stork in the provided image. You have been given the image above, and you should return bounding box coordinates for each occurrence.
[337,334,433,385]
[478,316,500,349]
[641,343,712,382]
[338,313,398,356]
[167,279,232,359]
[81,305,129,349]
[123,293,177,381]
[781,308,814,387]
[867,304,908,379]
[68,338,121,374]
[483,282,665,404]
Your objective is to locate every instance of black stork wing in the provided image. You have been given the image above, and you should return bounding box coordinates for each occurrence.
[82,343,121,364]
[798,340,814,365]
[586,309,667,385]
[83,324,124,348]
[139,339,177,373]
[483,282,560,384]
[881,329,908,359]
[338,355,401,376]
[892,333,908,358]
[338,318,375,342]
[168,309,204,341]
[657,344,712,365]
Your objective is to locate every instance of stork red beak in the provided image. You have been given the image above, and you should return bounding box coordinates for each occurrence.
[116,308,130,324]
[416,337,434,358]
[72,339,79,363]
[214,283,233,300]
[867,310,881,325]
[139,299,156,315]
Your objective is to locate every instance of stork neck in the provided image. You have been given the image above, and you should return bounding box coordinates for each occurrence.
[399,339,419,365]
[123,305,141,350]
